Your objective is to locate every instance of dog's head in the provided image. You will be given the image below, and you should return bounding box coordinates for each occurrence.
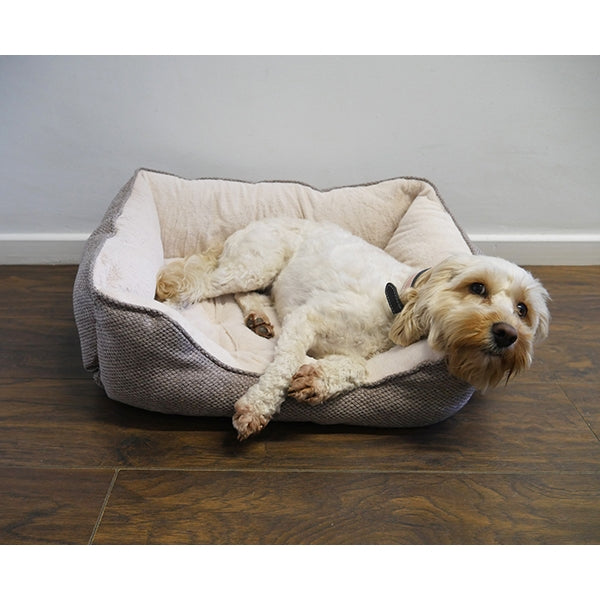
[389,254,550,390]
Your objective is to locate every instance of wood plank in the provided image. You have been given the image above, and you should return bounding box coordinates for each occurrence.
[0,317,86,379]
[2,379,599,472]
[524,265,600,293]
[260,382,600,472]
[93,470,600,544]
[0,265,79,317]
[0,265,85,379]
[0,467,114,544]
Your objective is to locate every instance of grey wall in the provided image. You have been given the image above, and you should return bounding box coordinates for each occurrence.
[1,55,599,239]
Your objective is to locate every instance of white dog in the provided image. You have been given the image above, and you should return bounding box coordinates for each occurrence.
[156,218,550,440]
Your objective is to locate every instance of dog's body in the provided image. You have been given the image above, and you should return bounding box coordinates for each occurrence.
[156,218,549,440]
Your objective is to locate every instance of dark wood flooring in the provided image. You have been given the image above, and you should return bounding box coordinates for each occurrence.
[0,265,598,544]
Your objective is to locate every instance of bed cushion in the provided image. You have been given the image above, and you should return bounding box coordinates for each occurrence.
[73,168,477,427]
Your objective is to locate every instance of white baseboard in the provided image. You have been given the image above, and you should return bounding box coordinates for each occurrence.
[0,232,599,265]
[470,233,600,265]
[0,234,90,265]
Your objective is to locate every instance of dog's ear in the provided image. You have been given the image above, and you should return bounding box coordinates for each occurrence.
[535,308,550,343]
[531,282,551,344]
[389,287,429,346]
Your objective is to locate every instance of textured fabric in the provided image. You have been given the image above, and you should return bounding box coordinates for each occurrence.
[73,168,477,427]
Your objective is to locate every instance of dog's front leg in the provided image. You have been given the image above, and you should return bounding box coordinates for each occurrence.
[233,309,316,440]
[287,354,368,405]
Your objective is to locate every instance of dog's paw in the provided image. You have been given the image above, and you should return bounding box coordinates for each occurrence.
[287,364,328,405]
[155,259,185,302]
[232,399,270,441]
[245,312,274,339]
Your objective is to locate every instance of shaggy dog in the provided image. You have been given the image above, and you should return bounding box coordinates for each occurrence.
[156,218,550,440]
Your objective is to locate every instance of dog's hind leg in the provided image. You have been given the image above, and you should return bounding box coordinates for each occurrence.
[156,250,283,306]
[156,221,300,306]
[232,308,316,440]
[287,354,368,405]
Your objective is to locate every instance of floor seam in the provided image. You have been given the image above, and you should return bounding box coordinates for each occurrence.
[88,468,119,545]
[109,467,600,475]
[558,382,600,444]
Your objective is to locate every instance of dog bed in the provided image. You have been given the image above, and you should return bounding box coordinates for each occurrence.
[74,168,478,428]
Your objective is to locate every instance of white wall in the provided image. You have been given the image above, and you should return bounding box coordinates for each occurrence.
[1,56,598,263]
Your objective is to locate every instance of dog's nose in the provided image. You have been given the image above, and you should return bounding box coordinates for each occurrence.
[492,322,518,348]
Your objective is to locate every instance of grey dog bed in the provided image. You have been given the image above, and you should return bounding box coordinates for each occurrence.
[73,168,477,427]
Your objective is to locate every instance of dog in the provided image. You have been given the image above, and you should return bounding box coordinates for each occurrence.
[156,218,550,440]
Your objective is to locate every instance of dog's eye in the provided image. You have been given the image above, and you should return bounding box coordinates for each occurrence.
[469,282,487,296]
[516,302,528,318]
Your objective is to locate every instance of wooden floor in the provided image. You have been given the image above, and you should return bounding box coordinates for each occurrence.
[0,264,598,544]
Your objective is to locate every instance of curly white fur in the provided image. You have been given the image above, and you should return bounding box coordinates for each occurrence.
[156,218,550,440]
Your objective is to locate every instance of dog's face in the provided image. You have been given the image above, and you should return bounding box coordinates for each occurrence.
[390,254,550,390]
